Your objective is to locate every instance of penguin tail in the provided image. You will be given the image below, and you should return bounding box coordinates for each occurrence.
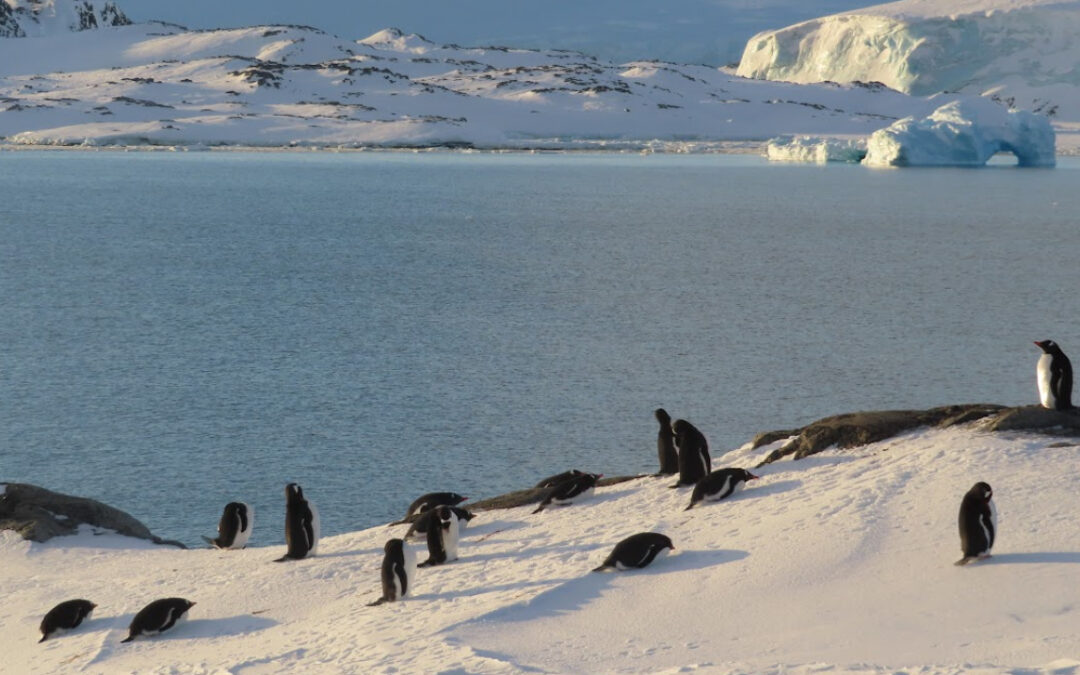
[954,556,976,566]
[273,555,292,563]
[38,634,47,644]
[367,597,388,607]
[683,502,696,512]
[592,564,613,573]
[531,504,546,515]
[121,635,135,644]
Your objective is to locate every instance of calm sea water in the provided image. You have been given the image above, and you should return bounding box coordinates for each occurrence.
[1,150,1078,547]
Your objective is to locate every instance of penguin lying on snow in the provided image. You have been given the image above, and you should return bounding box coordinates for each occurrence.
[395,492,468,524]
[121,598,195,643]
[532,473,602,514]
[275,483,319,562]
[368,538,416,606]
[534,469,586,489]
[593,533,674,572]
[39,599,96,643]
[1035,340,1073,410]
[203,502,253,550]
[418,505,460,567]
[685,468,759,511]
[404,506,474,540]
[956,481,996,566]
[670,419,710,487]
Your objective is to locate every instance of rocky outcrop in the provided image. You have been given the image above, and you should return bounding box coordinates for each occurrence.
[468,475,645,512]
[1,0,130,38]
[754,404,1007,466]
[0,483,185,547]
[979,405,1080,433]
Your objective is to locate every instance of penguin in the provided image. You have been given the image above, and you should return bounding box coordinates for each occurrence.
[202,502,253,550]
[367,538,416,606]
[274,483,319,562]
[404,506,474,540]
[532,472,602,514]
[120,598,195,643]
[534,469,586,489]
[670,419,710,487]
[417,505,460,567]
[654,408,679,475]
[396,492,468,524]
[955,481,996,566]
[38,599,96,643]
[1035,340,1073,410]
[685,468,759,511]
[593,532,675,572]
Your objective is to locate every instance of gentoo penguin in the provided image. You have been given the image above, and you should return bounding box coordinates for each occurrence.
[535,469,586,489]
[670,419,710,487]
[532,472,602,514]
[396,492,468,524]
[38,599,96,643]
[593,532,675,572]
[956,481,996,566]
[404,506,474,540]
[368,538,417,606]
[654,408,679,475]
[275,483,319,562]
[1035,340,1073,410]
[120,598,195,643]
[202,502,253,550]
[685,468,759,511]
[417,505,460,567]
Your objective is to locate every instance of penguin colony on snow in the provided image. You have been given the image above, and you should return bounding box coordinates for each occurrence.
[35,341,1074,641]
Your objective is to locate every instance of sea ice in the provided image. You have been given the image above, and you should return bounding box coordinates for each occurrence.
[766,135,867,163]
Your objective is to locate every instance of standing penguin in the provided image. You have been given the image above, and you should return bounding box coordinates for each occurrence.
[685,468,759,511]
[1035,340,1073,410]
[39,599,96,643]
[417,505,460,567]
[654,409,679,475]
[202,502,253,550]
[120,598,195,642]
[532,472,602,514]
[593,532,675,572]
[275,483,319,562]
[956,481,996,566]
[670,419,711,487]
[368,538,416,606]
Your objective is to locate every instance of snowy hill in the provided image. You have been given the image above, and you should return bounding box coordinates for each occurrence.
[0,21,967,150]
[6,424,1080,673]
[736,0,1080,121]
[1,0,129,38]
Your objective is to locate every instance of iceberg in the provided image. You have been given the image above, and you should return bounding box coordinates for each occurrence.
[766,135,867,163]
[862,98,1055,167]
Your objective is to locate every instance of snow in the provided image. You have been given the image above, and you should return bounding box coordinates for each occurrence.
[864,98,1056,166]
[736,0,1080,122]
[7,425,1080,673]
[766,135,867,163]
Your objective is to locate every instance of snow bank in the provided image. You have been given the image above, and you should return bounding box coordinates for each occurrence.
[7,426,1080,673]
[1,0,129,38]
[863,98,1056,166]
[766,135,866,163]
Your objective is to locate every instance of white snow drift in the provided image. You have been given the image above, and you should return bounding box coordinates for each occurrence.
[6,425,1080,673]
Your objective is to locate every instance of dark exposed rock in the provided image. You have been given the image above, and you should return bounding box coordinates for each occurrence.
[755,404,1007,466]
[980,405,1080,433]
[0,483,185,547]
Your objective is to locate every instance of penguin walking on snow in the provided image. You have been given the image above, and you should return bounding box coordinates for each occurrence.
[593,533,674,572]
[532,472,602,514]
[654,409,679,475]
[275,483,319,562]
[368,538,416,606]
[404,506,474,539]
[203,502,253,550]
[670,419,710,487]
[418,505,460,567]
[393,492,468,525]
[685,468,759,511]
[121,598,195,642]
[1035,340,1073,410]
[956,481,996,566]
[39,599,96,643]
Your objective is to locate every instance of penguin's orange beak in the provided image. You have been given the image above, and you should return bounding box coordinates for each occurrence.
[748,473,760,480]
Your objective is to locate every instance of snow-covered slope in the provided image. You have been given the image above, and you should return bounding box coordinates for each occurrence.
[6,425,1080,673]
[1,0,129,38]
[0,21,972,150]
[736,0,1080,122]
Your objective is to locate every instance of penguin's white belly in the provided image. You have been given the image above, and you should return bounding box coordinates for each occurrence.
[308,503,321,556]
[403,546,417,597]
[1038,354,1055,408]
[231,504,253,549]
[444,518,460,561]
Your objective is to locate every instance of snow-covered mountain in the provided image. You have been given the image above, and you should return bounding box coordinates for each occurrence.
[736,0,1080,120]
[1,0,129,38]
[0,21,965,150]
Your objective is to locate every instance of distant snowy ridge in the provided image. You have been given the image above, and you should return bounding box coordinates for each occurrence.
[1,0,129,38]
[736,0,1080,120]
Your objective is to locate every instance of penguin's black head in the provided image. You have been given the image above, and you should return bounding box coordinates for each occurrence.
[385,538,404,554]
[286,483,303,500]
[659,534,675,551]
[449,493,468,505]
[671,419,688,435]
[971,481,992,501]
[655,408,671,424]
[1035,340,1061,354]
[743,470,760,481]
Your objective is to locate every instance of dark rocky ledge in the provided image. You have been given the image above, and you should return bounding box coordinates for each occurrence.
[0,483,186,548]
[752,403,1080,467]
